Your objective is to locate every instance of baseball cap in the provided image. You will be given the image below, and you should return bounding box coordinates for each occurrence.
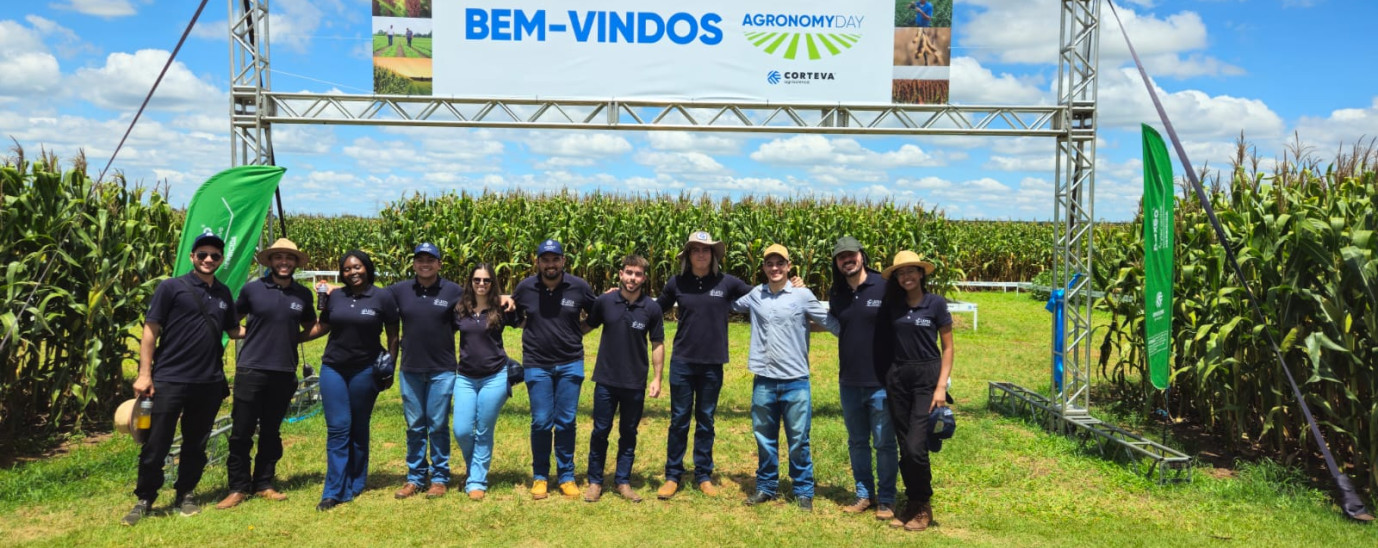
[762,243,790,262]
[413,242,442,260]
[832,236,862,257]
[928,406,956,453]
[536,239,564,256]
[192,232,225,251]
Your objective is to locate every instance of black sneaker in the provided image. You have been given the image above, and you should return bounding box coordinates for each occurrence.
[176,492,200,517]
[121,500,152,526]
[316,498,340,512]
[797,497,814,512]
[742,491,776,506]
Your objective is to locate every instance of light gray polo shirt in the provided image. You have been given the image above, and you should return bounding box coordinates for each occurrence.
[732,284,839,380]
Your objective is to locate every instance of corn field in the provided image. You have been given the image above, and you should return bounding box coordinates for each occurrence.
[1,149,178,445]
[1097,152,1378,502]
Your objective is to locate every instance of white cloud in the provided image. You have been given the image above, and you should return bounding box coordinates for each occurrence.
[750,135,940,168]
[1099,68,1283,139]
[0,20,62,98]
[24,15,98,58]
[269,0,326,54]
[50,0,136,18]
[645,132,742,154]
[1294,98,1378,151]
[69,49,223,111]
[635,151,727,175]
[527,133,632,158]
[948,57,1048,105]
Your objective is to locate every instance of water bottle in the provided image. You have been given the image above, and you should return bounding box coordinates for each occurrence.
[315,280,329,311]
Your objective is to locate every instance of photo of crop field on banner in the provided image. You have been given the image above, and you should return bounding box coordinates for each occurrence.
[371,0,953,104]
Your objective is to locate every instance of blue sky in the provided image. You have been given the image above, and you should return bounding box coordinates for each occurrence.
[2,0,1375,221]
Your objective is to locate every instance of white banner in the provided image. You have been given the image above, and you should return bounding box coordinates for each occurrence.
[373,0,953,104]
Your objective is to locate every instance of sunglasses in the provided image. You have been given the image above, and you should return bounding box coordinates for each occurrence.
[471,277,492,284]
[195,252,223,262]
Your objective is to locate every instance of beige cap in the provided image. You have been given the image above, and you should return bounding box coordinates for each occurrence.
[762,243,790,262]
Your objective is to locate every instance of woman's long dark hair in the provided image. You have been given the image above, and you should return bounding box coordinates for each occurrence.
[338,249,377,290]
[457,263,503,330]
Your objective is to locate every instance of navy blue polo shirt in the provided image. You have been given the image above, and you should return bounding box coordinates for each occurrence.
[656,272,752,364]
[235,276,317,373]
[512,273,596,368]
[145,272,237,383]
[456,309,521,378]
[320,285,399,370]
[880,292,952,367]
[388,277,464,374]
[587,291,665,390]
[828,268,887,387]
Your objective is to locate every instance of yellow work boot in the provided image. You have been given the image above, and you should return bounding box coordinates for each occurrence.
[559,481,580,498]
[531,480,549,500]
[657,480,679,500]
[697,480,719,497]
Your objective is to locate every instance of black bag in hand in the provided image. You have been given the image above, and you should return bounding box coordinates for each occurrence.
[373,351,396,391]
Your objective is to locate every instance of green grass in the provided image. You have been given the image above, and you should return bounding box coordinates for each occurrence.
[3,293,1374,546]
[371,36,431,59]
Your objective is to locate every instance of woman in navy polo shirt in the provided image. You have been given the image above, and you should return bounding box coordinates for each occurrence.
[452,263,520,501]
[304,250,399,511]
[875,250,954,532]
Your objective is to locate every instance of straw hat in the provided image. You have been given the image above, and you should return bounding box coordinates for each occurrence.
[677,230,726,262]
[256,238,309,267]
[881,250,936,279]
[113,398,151,444]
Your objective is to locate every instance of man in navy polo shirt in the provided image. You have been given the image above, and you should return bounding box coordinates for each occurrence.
[827,236,899,521]
[124,232,242,526]
[581,254,665,504]
[511,238,597,499]
[216,238,318,510]
[388,242,464,499]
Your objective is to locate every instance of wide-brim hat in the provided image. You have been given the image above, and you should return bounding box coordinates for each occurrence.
[113,398,150,444]
[677,230,726,261]
[256,238,309,267]
[881,250,936,279]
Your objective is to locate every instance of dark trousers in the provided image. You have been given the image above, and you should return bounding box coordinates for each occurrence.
[885,359,940,504]
[134,381,226,502]
[587,383,645,485]
[664,361,723,484]
[226,368,298,493]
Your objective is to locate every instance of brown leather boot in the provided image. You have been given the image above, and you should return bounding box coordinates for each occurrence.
[215,491,249,510]
[904,502,932,531]
[583,483,603,502]
[656,480,679,500]
[394,482,422,499]
[841,498,873,513]
[616,483,643,503]
[467,490,486,501]
[697,480,719,497]
[254,488,288,501]
[426,483,447,499]
[890,501,921,528]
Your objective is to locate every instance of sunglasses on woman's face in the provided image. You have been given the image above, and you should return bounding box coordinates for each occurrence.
[471,277,492,284]
[196,251,223,262]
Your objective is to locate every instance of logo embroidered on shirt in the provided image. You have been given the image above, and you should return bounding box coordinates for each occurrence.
[631,321,646,330]
[561,298,576,308]
[361,308,378,316]
[217,301,228,310]
[913,316,932,327]
[710,289,725,297]
[432,299,449,307]
[290,302,304,311]
[866,299,882,307]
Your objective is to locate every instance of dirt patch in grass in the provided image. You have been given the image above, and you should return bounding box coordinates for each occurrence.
[1,431,114,469]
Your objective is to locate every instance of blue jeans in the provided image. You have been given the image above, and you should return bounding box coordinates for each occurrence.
[664,361,723,484]
[839,385,898,505]
[751,376,814,498]
[453,370,509,492]
[320,364,378,502]
[400,370,456,486]
[525,360,584,483]
[587,383,645,485]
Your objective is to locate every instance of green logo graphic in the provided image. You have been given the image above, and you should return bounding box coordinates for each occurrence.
[743,31,860,60]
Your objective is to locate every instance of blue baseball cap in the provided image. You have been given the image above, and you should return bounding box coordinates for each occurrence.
[536,239,564,257]
[192,232,225,251]
[928,406,956,453]
[413,242,442,260]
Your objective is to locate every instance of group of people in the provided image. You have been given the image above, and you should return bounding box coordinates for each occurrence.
[123,230,955,534]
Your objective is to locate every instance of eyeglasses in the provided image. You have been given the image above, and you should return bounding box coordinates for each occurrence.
[471,277,492,284]
[195,252,223,261]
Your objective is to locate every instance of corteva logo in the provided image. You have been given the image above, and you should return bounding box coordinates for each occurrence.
[742,13,863,60]
[767,70,835,85]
